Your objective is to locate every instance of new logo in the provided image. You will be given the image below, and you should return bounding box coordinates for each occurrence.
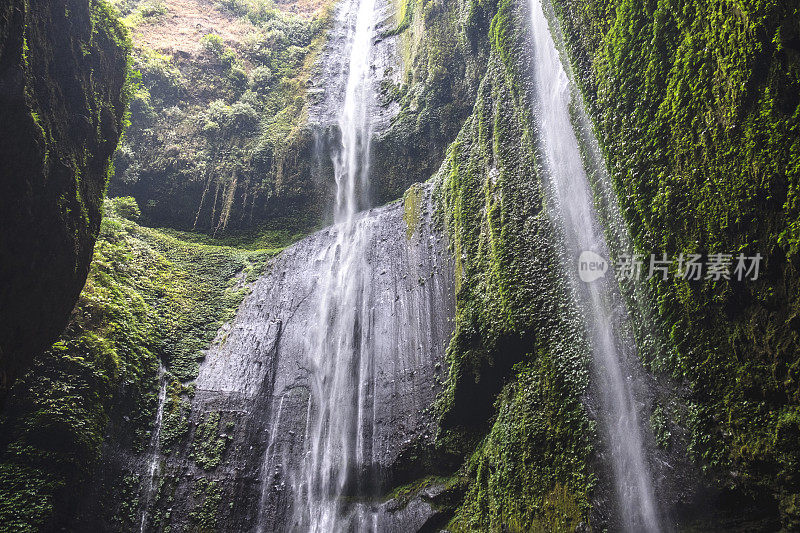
[578,251,608,283]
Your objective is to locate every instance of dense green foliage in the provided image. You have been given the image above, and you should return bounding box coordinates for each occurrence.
[109,0,333,233]
[0,198,269,531]
[553,0,800,525]
[403,182,425,239]
[109,0,499,235]
[191,412,232,470]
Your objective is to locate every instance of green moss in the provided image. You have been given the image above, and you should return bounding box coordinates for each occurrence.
[0,464,54,533]
[448,360,593,531]
[384,475,449,505]
[453,482,585,533]
[158,209,319,253]
[370,0,495,206]
[1,0,130,399]
[191,411,232,470]
[0,197,263,529]
[189,478,223,531]
[552,0,800,525]
[113,474,143,530]
[385,0,414,37]
[110,0,335,234]
[403,182,424,240]
[650,405,672,451]
[158,380,191,454]
[142,473,179,530]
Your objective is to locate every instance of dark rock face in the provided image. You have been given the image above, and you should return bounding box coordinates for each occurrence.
[0,0,130,397]
[87,183,455,532]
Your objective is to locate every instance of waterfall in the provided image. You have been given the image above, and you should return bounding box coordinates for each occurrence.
[527,0,663,530]
[333,0,376,223]
[237,189,453,533]
[184,2,451,529]
[139,366,167,533]
[291,0,379,529]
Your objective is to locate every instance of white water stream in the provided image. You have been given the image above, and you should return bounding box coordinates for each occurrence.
[139,367,168,533]
[290,0,379,529]
[528,0,662,530]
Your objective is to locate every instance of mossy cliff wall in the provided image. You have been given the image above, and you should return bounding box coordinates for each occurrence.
[0,0,130,399]
[108,0,497,235]
[549,0,800,526]
[369,0,496,205]
[107,0,335,234]
[428,0,599,529]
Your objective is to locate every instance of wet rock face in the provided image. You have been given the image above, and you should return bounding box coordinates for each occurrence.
[307,0,402,213]
[308,0,400,133]
[99,183,455,532]
[0,0,129,398]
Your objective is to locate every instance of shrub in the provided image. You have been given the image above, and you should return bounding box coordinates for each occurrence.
[129,88,155,121]
[107,196,142,221]
[137,49,183,97]
[139,1,168,19]
[200,34,226,57]
[250,66,274,92]
[230,100,260,132]
[227,66,248,87]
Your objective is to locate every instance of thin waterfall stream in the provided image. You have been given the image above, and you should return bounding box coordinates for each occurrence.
[527,0,662,531]
[139,366,167,533]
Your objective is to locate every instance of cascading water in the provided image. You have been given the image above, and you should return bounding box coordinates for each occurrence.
[527,0,662,530]
[181,1,451,530]
[139,367,167,533]
[291,0,378,529]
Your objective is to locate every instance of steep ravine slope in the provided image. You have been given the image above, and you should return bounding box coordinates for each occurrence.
[368,0,496,205]
[406,0,795,528]
[0,0,130,401]
[107,0,336,234]
[107,0,496,234]
[3,0,798,531]
[0,197,269,531]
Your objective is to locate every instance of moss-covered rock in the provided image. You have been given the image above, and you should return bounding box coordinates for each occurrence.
[552,0,800,526]
[429,0,597,528]
[370,0,496,206]
[0,0,130,401]
[109,0,497,236]
[0,197,269,531]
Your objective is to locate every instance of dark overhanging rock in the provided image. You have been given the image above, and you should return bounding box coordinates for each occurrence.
[0,0,130,401]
